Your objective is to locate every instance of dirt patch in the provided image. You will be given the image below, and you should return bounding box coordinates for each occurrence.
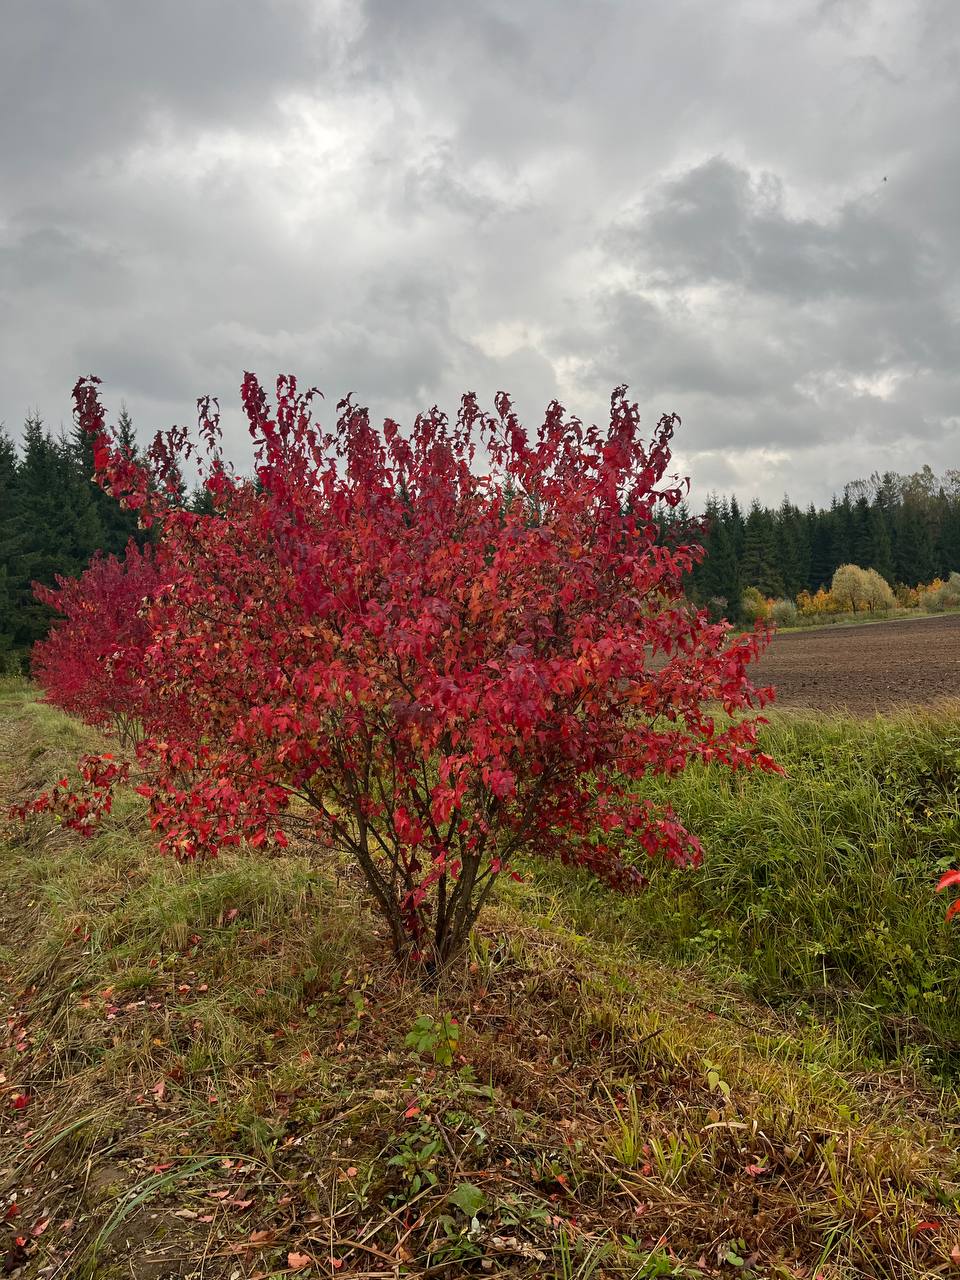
[755,613,960,714]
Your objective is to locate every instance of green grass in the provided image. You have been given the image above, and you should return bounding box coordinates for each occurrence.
[772,605,960,632]
[2,685,960,1277]
[526,706,960,1074]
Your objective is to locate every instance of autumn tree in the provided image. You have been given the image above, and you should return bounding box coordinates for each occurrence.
[54,374,780,968]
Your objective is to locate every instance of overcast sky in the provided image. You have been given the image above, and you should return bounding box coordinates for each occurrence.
[1,0,957,507]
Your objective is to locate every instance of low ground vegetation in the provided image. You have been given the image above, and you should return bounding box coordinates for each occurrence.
[2,687,960,1278]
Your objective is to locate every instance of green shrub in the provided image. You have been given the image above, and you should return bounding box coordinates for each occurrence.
[740,586,769,624]
[769,598,797,627]
[922,571,960,613]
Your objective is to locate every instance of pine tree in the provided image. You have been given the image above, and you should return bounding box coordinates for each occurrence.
[937,499,960,575]
[741,501,783,597]
[0,431,21,660]
[895,501,936,585]
[866,501,894,582]
[697,497,741,618]
[775,498,807,597]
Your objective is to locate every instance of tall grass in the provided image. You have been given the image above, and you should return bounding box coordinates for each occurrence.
[532,705,960,1072]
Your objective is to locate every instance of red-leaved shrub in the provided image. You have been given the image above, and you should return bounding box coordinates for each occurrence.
[12,753,131,837]
[51,374,780,965]
[32,541,160,746]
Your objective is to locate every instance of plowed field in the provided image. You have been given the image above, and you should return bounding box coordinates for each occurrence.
[755,612,960,713]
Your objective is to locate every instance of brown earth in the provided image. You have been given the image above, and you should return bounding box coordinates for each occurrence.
[754,612,960,714]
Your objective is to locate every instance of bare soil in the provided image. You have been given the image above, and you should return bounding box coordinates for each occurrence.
[755,612,960,714]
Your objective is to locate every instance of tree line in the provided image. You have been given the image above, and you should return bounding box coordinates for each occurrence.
[0,411,146,662]
[683,466,960,620]
[2,402,958,661]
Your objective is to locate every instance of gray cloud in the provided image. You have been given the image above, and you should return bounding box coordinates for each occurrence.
[1,0,957,506]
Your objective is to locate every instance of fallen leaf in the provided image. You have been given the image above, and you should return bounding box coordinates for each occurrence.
[249,1229,276,1245]
[287,1253,312,1272]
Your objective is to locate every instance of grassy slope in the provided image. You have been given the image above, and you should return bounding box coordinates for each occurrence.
[0,686,958,1279]
[539,706,960,1072]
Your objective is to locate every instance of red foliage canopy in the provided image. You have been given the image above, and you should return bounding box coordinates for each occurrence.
[58,374,780,963]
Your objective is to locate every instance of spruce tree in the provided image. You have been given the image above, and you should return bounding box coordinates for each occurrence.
[741,501,783,597]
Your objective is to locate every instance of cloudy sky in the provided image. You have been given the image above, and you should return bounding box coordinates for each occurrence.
[1,0,957,506]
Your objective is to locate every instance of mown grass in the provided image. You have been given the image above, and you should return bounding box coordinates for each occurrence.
[1,687,959,1278]
[531,706,960,1075]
